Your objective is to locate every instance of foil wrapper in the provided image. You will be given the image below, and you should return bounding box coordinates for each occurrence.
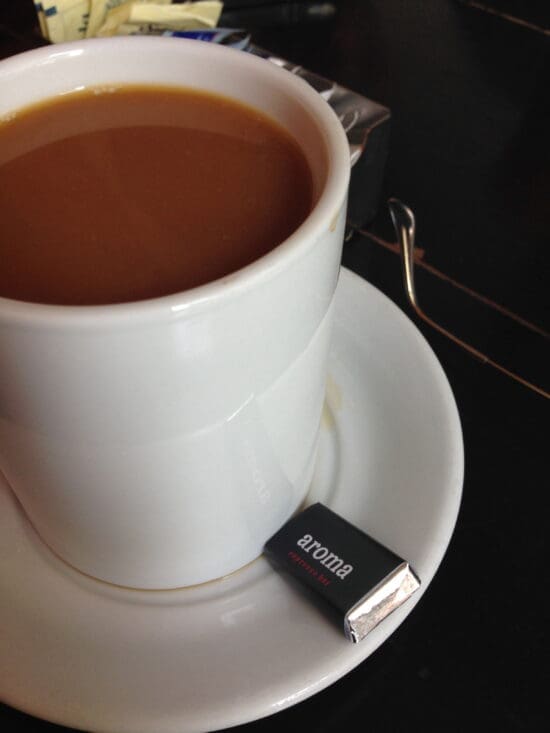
[248,44,391,228]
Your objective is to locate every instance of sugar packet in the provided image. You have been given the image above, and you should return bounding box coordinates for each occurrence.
[87,1,171,39]
[40,0,91,42]
[97,1,223,36]
[36,1,223,42]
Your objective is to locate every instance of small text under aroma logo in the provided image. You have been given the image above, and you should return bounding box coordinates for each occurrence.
[296,533,353,579]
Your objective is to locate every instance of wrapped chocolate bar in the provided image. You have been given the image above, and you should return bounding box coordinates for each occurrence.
[265,504,420,643]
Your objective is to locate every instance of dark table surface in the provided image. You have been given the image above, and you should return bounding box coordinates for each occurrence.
[1,1,548,731]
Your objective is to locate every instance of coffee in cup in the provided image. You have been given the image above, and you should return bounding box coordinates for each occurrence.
[0,84,313,305]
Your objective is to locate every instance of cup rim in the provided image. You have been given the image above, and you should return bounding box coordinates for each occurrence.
[0,37,350,327]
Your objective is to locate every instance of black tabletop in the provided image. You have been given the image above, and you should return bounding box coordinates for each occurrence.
[1,2,548,731]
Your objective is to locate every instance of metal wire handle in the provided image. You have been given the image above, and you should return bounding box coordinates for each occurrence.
[387,198,549,400]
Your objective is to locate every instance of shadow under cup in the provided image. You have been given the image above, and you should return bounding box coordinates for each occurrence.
[0,37,351,589]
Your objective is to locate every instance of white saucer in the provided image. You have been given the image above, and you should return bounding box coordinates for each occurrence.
[0,268,464,733]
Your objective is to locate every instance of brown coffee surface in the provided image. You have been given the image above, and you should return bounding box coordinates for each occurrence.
[0,85,313,305]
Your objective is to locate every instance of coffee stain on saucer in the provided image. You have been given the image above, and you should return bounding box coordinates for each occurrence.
[321,374,342,431]
[329,209,340,232]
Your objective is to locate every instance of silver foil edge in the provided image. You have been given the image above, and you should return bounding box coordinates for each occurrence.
[345,562,421,643]
[248,44,391,168]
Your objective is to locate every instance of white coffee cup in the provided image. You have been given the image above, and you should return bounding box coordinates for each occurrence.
[0,37,350,589]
